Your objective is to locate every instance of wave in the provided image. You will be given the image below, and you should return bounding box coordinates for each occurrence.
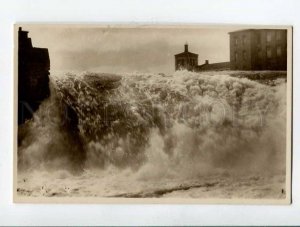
[18,70,286,182]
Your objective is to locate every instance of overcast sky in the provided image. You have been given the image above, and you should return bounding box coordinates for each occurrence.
[20,25,242,74]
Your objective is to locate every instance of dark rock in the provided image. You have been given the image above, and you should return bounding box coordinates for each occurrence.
[18,27,50,125]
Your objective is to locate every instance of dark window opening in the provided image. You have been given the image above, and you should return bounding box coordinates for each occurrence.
[256,33,261,44]
[267,32,272,42]
[235,37,238,46]
[243,50,247,60]
[277,46,282,57]
[276,31,281,41]
[267,46,272,58]
[242,36,246,45]
[257,48,262,59]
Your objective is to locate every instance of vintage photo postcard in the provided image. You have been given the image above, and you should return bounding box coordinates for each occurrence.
[14,24,292,204]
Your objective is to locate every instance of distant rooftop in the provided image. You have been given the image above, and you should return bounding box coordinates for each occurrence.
[174,43,198,56]
[228,28,287,34]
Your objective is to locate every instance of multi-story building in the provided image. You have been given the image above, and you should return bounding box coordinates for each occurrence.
[229,29,287,70]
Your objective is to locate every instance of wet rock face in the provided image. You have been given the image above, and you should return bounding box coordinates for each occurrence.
[18,27,50,125]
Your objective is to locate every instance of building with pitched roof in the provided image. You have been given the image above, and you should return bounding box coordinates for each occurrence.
[174,44,198,71]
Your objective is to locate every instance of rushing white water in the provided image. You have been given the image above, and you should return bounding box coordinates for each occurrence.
[17,70,287,198]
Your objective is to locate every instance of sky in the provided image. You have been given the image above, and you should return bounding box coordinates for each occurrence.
[20,25,243,74]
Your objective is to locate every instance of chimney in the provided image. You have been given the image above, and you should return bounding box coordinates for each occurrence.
[19,27,22,31]
[205,60,209,65]
[184,43,188,52]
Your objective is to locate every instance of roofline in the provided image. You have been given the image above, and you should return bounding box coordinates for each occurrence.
[228,28,287,34]
[174,52,198,56]
[32,47,49,51]
[197,61,230,67]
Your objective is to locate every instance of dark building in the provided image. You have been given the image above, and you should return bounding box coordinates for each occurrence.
[18,27,50,124]
[197,60,230,71]
[229,29,287,70]
[174,44,198,71]
[175,44,230,72]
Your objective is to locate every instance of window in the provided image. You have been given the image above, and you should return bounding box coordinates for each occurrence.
[277,46,282,57]
[256,33,261,44]
[243,50,247,60]
[276,31,281,41]
[190,59,194,66]
[235,37,238,45]
[257,49,262,59]
[267,47,272,58]
[178,59,184,67]
[242,36,246,45]
[267,31,272,42]
[235,52,238,62]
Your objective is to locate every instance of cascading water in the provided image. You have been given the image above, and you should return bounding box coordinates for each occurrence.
[17,70,287,198]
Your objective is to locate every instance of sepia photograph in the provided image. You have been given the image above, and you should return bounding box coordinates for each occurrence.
[14,24,292,203]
